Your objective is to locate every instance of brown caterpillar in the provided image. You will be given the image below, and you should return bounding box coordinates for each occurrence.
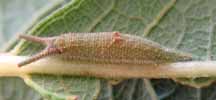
[18,32,192,67]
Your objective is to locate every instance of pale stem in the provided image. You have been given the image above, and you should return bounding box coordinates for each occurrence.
[0,55,216,79]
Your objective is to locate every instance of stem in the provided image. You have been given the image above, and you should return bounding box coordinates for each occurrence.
[0,55,216,78]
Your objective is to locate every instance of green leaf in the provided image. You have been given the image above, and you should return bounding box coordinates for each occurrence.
[12,0,162,99]
[0,0,50,50]
[25,75,100,100]
[146,0,216,88]
[0,0,67,100]
[8,0,216,100]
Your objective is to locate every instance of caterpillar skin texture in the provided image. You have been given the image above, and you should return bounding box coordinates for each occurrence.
[18,32,192,67]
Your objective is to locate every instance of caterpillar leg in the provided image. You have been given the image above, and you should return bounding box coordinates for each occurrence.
[108,79,123,85]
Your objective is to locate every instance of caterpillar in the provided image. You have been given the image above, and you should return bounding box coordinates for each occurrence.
[18,32,192,67]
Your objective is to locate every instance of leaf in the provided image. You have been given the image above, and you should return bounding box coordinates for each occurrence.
[0,0,50,50]
[113,79,153,100]
[146,0,216,99]
[25,75,100,100]
[8,0,216,100]
[0,0,67,100]
[12,0,166,99]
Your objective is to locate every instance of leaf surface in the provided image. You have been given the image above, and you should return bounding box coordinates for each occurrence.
[0,0,69,100]
[10,0,216,100]
[0,0,54,100]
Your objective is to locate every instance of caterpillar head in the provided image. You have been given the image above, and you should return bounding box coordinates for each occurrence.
[17,34,63,67]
